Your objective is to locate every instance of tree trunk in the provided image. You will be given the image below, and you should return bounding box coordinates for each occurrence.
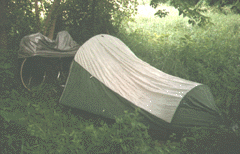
[43,0,61,39]
[47,11,58,39]
[35,0,40,32]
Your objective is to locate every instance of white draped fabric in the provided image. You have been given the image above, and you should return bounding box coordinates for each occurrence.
[74,34,201,123]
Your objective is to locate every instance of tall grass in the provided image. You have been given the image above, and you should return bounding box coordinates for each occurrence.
[116,4,240,123]
[114,4,240,153]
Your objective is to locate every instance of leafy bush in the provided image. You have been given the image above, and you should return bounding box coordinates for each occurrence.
[177,126,240,153]
[0,49,18,96]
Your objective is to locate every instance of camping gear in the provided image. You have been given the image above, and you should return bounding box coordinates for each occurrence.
[18,31,80,58]
[59,34,223,131]
[18,31,80,90]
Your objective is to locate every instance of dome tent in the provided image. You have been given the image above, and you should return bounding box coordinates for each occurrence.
[59,34,223,131]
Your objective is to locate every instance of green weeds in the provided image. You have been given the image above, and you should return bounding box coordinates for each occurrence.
[0,4,240,153]
[1,91,172,153]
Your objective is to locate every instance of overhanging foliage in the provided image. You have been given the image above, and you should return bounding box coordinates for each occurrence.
[2,0,139,50]
[150,0,240,26]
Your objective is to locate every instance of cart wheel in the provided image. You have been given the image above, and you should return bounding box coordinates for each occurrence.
[20,58,47,91]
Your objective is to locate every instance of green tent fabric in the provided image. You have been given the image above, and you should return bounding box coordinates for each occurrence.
[59,34,223,131]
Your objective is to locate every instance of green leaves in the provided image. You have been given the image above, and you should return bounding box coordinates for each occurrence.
[154,9,170,18]
[150,0,214,27]
[0,53,15,78]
